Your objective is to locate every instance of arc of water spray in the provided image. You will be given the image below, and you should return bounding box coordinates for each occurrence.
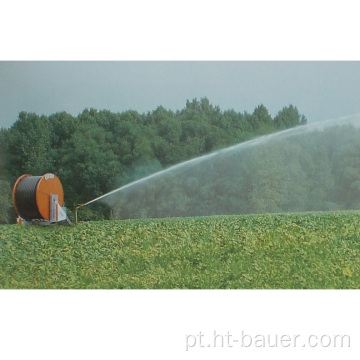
[75,125,301,223]
[81,151,219,206]
[74,113,360,223]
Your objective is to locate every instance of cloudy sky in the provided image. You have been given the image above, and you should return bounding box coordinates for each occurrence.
[1,61,360,128]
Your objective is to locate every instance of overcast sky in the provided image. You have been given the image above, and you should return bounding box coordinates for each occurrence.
[1,61,360,128]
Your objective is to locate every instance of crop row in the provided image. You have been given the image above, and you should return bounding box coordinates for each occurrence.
[0,212,359,288]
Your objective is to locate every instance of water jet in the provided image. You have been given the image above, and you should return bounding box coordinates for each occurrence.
[77,114,360,220]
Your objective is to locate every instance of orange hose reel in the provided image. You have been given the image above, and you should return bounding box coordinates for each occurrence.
[12,173,70,224]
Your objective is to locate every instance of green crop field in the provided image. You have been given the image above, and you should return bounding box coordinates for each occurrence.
[0,211,360,289]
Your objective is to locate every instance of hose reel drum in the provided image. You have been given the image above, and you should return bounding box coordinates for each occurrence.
[12,173,71,225]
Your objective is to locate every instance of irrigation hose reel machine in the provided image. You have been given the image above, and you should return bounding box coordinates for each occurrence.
[12,173,72,225]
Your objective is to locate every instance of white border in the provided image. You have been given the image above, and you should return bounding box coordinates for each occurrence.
[0,290,359,359]
[1,0,360,60]
[1,1,360,359]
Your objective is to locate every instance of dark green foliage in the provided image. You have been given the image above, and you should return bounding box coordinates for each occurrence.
[252,104,274,134]
[0,180,12,224]
[0,98,309,222]
[5,112,51,181]
[57,123,121,207]
[0,128,8,178]
[274,105,307,129]
[107,124,360,219]
[0,128,12,224]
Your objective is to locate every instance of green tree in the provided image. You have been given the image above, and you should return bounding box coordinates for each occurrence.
[274,105,307,129]
[57,123,121,214]
[0,128,8,178]
[6,112,52,182]
[49,112,78,149]
[2,100,311,220]
[0,179,12,224]
[252,104,274,134]
[330,126,360,209]
[0,128,12,223]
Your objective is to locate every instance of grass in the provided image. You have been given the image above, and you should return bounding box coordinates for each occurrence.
[0,211,359,289]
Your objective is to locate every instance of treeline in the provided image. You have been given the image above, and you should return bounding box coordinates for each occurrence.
[0,98,307,223]
[107,123,360,219]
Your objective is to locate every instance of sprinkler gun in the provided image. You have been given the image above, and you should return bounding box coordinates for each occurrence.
[74,190,117,223]
[75,204,86,224]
